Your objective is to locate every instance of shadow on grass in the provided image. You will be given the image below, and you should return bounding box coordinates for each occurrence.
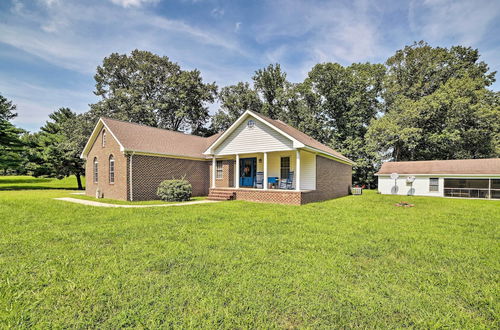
[0,178,53,184]
[0,186,84,191]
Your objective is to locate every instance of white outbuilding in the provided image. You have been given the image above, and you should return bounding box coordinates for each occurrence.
[376,158,500,200]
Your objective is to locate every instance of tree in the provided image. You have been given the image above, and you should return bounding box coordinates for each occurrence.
[211,82,262,132]
[383,41,495,109]
[367,42,499,161]
[253,63,288,119]
[301,62,386,185]
[90,50,217,135]
[367,75,500,161]
[0,94,17,121]
[28,108,86,189]
[0,94,25,173]
[0,120,25,173]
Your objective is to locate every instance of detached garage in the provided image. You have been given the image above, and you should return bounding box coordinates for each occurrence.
[376,158,500,200]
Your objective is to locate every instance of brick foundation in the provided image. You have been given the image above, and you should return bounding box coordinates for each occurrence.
[208,155,352,205]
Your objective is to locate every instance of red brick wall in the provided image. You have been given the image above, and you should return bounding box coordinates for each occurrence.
[130,155,210,201]
[302,155,352,204]
[85,127,128,200]
[210,188,302,205]
[209,160,235,188]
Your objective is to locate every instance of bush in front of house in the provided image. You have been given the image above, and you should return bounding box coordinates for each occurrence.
[156,178,192,202]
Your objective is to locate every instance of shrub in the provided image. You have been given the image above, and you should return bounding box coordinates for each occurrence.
[157,179,192,202]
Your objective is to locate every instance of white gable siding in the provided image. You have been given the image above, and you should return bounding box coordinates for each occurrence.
[214,117,294,156]
[300,151,316,190]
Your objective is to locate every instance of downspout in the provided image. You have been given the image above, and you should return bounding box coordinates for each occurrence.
[129,152,135,201]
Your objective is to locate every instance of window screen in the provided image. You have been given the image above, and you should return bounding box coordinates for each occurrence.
[216,160,223,179]
[429,178,439,191]
[280,157,290,179]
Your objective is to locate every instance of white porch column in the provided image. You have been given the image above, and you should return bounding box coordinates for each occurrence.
[235,154,240,188]
[295,149,301,191]
[211,156,216,188]
[263,152,268,190]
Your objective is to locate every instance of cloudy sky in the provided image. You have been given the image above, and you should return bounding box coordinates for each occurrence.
[1,0,499,131]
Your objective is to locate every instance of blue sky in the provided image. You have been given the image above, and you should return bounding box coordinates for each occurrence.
[1,0,499,132]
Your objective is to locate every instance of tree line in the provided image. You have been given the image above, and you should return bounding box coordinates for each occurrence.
[1,41,499,188]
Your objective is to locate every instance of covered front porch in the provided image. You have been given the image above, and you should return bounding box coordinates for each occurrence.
[209,149,316,192]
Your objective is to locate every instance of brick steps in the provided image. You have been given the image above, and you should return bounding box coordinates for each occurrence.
[207,190,235,201]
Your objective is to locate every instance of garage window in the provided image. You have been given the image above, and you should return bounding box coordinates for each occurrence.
[429,178,439,191]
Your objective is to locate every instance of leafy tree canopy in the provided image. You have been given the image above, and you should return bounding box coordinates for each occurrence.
[367,42,499,162]
[90,50,217,135]
[211,82,262,132]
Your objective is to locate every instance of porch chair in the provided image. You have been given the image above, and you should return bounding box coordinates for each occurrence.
[279,171,294,189]
[255,172,264,189]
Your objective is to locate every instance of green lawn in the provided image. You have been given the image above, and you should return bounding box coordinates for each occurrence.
[0,178,498,328]
[0,175,84,190]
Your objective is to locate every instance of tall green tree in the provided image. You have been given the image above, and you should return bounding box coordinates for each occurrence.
[0,94,25,173]
[368,42,499,161]
[28,108,86,189]
[383,41,495,109]
[90,50,217,135]
[253,63,288,119]
[301,63,386,185]
[0,94,17,121]
[367,76,500,161]
[211,82,262,132]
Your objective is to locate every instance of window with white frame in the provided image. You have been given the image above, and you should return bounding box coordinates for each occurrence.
[429,178,439,191]
[93,157,98,183]
[216,160,223,179]
[109,155,115,184]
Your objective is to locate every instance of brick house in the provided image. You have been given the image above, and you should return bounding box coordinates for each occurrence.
[81,110,354,205]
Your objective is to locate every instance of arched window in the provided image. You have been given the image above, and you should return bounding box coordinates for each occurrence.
[109,155,115,184]
[93,157,98,183]
[102,130,106,147]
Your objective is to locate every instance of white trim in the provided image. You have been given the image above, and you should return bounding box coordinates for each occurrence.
[302,146,354,165]
[235,154,240,188]
[376,174,500,177]
[80,119,125,159]
[263,152,268,190]
[203,111,304,155]
[295,150,301,191]
[211,156,216,188]
[124,150,207,161]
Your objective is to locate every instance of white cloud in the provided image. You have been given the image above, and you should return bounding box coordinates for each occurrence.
[0,77,96,131]
[252,0,388,80]
[235,22,241,32]
[211,7,224,18]
[409,0,500,45]
[110,0,159,8]
[0,0,245,75]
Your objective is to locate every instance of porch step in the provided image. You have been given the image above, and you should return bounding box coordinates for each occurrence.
[207,190,235,201]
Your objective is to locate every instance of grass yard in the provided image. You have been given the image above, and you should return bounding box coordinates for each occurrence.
[0,178,498,328]
[0,175,84,190]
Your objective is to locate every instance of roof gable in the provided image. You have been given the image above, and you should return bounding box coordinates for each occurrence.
[204,110,353,164]
[213,113,295,155]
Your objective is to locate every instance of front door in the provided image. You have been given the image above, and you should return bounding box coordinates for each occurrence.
[240,157,256,187]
